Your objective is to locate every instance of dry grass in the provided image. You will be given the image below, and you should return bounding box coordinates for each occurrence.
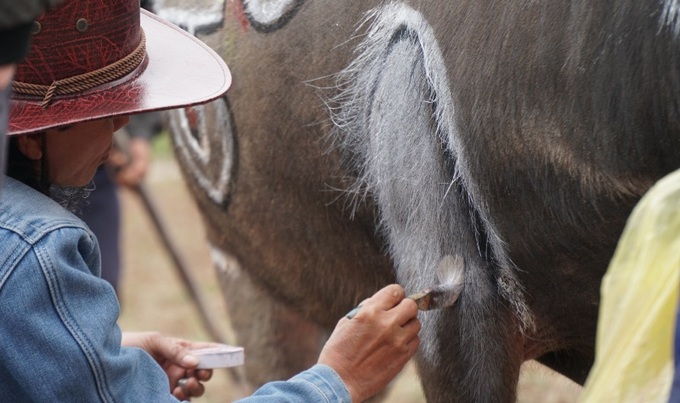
[117,148,581,402]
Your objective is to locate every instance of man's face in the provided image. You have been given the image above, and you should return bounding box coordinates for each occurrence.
[41,116,130,187]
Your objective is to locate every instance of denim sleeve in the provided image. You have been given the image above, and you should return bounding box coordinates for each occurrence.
[234,364,352,403]
[0,226,180,402]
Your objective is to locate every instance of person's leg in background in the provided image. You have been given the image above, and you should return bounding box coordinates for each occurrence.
[77,168,122,294]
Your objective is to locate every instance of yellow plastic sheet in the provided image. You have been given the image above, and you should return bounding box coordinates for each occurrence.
[581,169,680,402]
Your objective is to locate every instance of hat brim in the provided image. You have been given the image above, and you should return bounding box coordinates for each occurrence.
[9,10,231,136]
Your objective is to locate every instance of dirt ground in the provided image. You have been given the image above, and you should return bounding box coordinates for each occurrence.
[117,140,583,402]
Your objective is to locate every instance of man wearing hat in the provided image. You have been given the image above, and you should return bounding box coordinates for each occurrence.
[0,0,420,401]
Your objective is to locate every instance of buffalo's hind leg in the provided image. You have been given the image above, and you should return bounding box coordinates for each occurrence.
[215,255,328,390]
[416,261,525,403]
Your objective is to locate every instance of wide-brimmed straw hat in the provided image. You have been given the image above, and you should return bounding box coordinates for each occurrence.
[9,0,231,136]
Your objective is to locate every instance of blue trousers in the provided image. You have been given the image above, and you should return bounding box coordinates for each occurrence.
[77,167,121,294]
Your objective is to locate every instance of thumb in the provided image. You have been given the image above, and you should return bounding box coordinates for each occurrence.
[151,336,199,369]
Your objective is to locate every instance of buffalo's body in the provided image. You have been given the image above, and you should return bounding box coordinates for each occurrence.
[167,1,680,401]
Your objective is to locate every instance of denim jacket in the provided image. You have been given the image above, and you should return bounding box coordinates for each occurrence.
[0,177,178,402]
[237,364,352,402]
[0,178,352,402]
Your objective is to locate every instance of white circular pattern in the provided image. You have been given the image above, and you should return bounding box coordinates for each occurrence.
[167,97,235,206]
[244,0,298,26]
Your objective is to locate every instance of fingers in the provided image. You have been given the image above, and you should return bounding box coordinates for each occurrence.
[148,335,199,371]
[320,284,422,402]
[401,318,422,353]
[345,284,417,325]
[183,340,222,350]
[168,366,212,397]
[402,316,422,337]
[121,332,214,400]
[392,297,419,326]
[404,330,420,357]
[344,284,405,320]
[107,148,127,168]
[366,284,406,311]
[166,365,212,400]
[109,138,151,187]
[389,318,421,356]
[172,376,206,401]
[196,369,213,382]
[113,161,146,187]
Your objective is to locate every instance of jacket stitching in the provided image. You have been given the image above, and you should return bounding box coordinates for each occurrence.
[34,235,114,403]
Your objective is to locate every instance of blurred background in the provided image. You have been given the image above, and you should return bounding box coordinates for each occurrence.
[115,133,582,402]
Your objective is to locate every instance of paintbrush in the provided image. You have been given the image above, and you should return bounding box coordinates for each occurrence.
[345,255,465,319]
[407,255,465,310]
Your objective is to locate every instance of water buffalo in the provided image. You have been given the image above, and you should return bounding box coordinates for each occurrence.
[164,0,680,401]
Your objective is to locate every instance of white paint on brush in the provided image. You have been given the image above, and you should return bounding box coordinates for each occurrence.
[436,255,465,290]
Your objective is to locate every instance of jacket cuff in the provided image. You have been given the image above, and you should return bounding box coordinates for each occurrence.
[294,364,353,402]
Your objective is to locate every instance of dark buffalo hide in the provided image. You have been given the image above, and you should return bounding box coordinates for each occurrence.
[164,1,680,401]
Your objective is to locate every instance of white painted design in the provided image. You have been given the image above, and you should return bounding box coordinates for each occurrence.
[154,0,225,35]
[167,97,234,206]
[333,3,468,364]
[662,0,680,35]
[244,0,297,25]
[331,3,533,355]
[210,244,241,279]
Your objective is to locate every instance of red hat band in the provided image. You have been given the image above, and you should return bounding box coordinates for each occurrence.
[13,0,144,108]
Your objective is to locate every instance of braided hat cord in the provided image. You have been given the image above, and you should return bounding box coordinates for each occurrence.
[13,30,146,109]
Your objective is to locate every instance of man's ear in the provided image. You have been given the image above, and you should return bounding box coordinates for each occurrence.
[16,134,43,160]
